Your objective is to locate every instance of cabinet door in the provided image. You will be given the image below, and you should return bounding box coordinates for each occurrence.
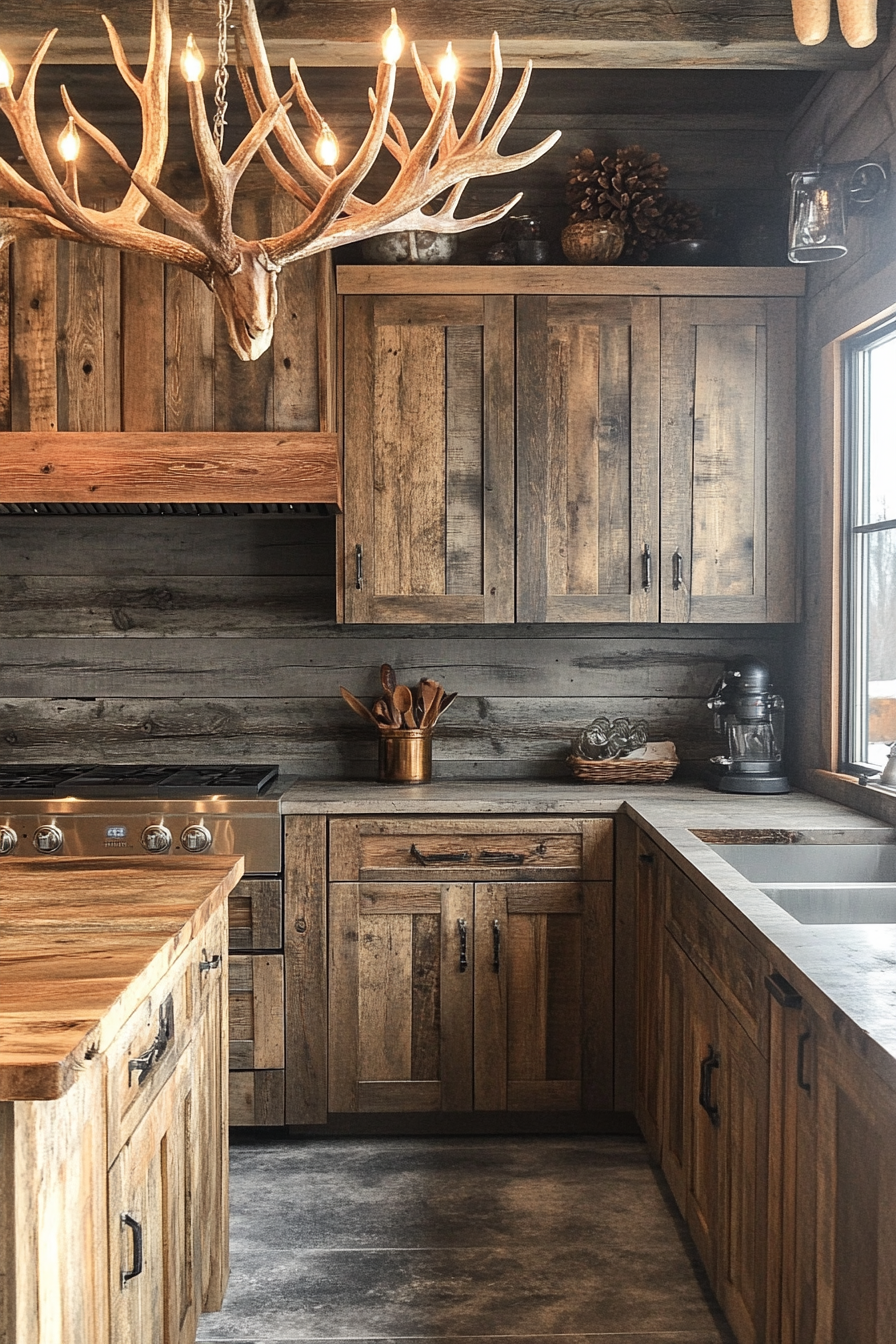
[108,1047,197,1344]
[517,295,660,622]
[473,880,612,1112]
[342,293,515,623]
[328,882,474,1113]
[812,1018,896,1344]
[660,296,796,623]
[634,836,665,1159]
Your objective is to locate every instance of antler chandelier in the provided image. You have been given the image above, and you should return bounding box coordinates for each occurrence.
[0,1,559,361]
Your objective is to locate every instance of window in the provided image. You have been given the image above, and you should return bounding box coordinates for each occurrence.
[843,316,896,771]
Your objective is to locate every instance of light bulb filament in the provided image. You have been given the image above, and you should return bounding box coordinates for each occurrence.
[382,8,404,64]
[315,122,339,168]
[438,42,459,84]
[180,33,205,84]
[58,116,81,163]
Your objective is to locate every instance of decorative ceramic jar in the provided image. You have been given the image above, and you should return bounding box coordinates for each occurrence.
[561,219,624,265]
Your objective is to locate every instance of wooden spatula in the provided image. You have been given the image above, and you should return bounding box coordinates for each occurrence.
[340,686,379,726]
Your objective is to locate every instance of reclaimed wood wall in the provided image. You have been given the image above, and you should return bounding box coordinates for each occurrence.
[0,182,795,778]
[0,196,325,435]
[785,28,896,781]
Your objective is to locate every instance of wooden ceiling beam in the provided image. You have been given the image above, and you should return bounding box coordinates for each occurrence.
[0,0,886,68]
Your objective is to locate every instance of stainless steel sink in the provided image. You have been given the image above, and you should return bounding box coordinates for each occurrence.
[708,843,896,884]
[759,883,896,923]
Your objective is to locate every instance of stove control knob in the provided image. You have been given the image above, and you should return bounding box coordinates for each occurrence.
[142,824,172,854]
[33,824,63,854]
[181,824,212,854]
[0,826,18,856]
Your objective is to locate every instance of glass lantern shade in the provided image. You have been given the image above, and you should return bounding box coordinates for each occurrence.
[788,160,888,264]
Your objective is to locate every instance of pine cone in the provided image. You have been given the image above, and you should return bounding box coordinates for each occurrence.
[565,145,699,261]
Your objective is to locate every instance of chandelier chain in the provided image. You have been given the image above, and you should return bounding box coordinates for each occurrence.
[213,0,234,154]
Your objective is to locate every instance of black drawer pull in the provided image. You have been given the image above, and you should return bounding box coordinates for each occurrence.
[128,994,174,1086]
[478,850,526,865]
[641,542,652,592]
[765,972,802,1009]
[200,951,222,973]
[698,1045,721,1125]
[492,919,501,972]
[410,845,471,866]
[457,918,468,972]
[121,1214,143,1287]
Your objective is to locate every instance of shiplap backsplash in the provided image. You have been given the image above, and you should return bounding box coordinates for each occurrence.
[0,514,794,778]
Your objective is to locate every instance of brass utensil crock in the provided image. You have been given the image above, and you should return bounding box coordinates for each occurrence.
[378,728,433,784]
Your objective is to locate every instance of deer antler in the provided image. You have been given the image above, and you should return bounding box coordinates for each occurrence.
[0,1,560,361]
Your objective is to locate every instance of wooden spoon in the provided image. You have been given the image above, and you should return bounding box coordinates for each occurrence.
[372,699,395,727]
[418,678,442,729]
[380,663,400,724]
[434,690,458,721]
[392,684,417,728]
[340,686,379,726]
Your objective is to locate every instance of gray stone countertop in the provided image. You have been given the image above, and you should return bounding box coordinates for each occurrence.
[280,777,896,1092]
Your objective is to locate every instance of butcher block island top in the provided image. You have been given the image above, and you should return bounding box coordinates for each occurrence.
[0,854,243,1100]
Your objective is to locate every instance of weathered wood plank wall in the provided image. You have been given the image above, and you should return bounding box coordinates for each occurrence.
[0,514,793,776]
[784,29,896,780]
[0,172,795,778]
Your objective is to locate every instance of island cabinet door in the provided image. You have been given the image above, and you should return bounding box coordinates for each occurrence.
[108,1047,197,1344]
[660,296,797,623]
[516,295,661,623]
[473,880,613,1112]
[328,882,475,1113]
[342,293,515,624]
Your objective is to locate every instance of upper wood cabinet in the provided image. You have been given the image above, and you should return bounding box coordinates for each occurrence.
[517,295,660,622]
[660,297,797,623]
[341,293,515,623]
[338,269,803,625]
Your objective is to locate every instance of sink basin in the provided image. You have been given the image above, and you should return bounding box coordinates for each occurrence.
[760,883,896,923]
[709,843,896,884]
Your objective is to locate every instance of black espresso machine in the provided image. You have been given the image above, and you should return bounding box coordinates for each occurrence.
[706,657,790,794]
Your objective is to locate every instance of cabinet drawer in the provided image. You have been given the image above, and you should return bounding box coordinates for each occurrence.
[105,946,195,1163]
[228,954,284,1071]
[665,861,769,1050]
[330,818,606,882]
[228,879,282,951]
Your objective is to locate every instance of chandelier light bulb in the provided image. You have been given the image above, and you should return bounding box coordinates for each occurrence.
[315,122,339,167]
[180,33,205,84]
[0,50,13,90]
[57,117,81,163]
[381,9,404,64]
[438,43,459,84]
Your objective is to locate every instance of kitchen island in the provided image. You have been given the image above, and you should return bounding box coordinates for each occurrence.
[0,855,242,1344]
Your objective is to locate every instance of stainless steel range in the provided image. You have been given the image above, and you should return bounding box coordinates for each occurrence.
[0,765,288,874]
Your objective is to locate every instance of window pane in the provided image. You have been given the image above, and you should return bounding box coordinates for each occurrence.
[868,339,896,524]
[866,527,896,767]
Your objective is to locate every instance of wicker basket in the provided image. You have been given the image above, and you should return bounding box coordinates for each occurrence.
[567,753,679,784]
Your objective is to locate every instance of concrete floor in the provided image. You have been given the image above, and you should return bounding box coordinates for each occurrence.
[197,1135,734,1344]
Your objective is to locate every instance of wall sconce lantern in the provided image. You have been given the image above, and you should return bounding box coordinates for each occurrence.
[788,158,888,263]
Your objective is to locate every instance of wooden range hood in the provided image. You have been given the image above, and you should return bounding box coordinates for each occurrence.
[0,431,342,509]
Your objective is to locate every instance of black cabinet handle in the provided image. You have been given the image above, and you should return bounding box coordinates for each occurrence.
[641,542,652,592]
[698,1045,721,1125]
[478,851,526,865]
[765,972,802,1009]
[639,852,654,864]
[492,919,501,973]
[128,994,174,1087]
[121,1214,143,1287]
[355,543,363,590]
[672,550,684,591]
[411,845,471,866]
[797,1030,812,1094]
[199,951,222,973]
[457,918,468,973]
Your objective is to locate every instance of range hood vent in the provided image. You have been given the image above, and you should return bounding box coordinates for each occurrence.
[0,432,342,511]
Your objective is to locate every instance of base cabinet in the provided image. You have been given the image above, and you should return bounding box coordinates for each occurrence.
[323,817,615,1120]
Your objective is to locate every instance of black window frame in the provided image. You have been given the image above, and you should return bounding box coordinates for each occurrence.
[841,312,896,774]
